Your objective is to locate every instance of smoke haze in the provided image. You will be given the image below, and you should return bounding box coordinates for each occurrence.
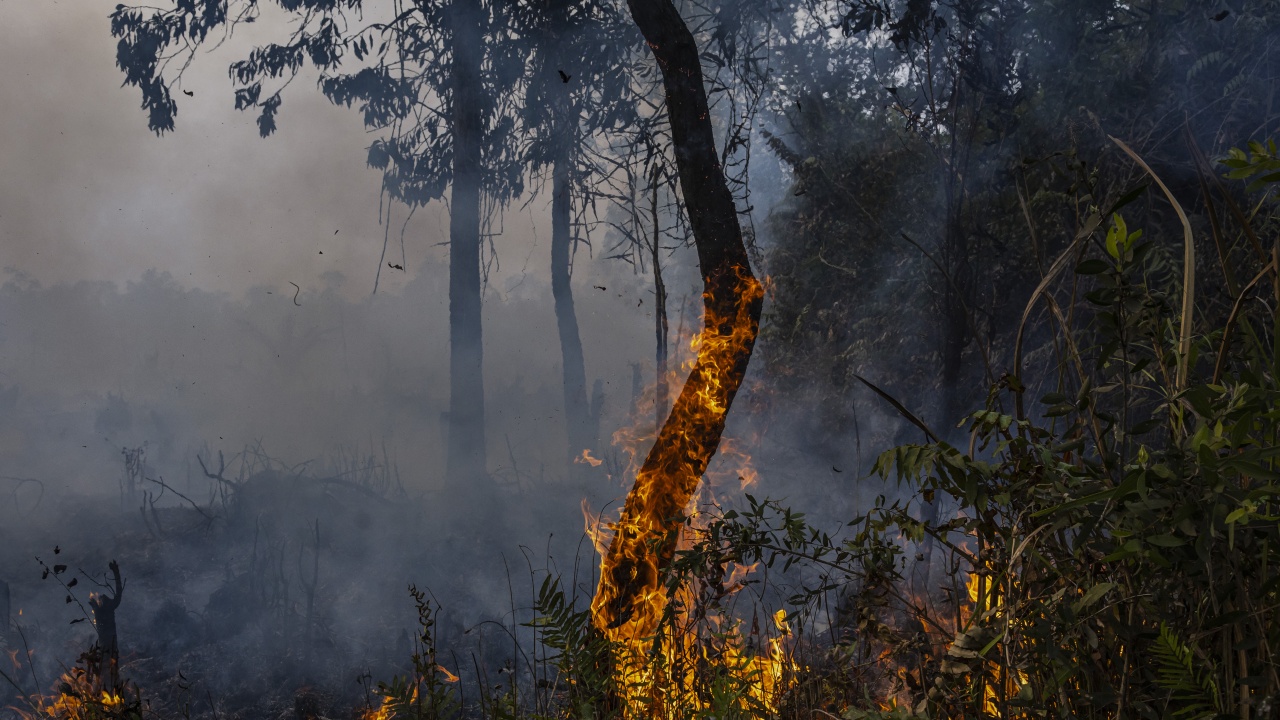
[0,2,906,717]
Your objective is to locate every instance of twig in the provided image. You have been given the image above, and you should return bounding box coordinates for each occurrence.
[854,374,940,443]
[145,475,218,523]
[1213,261,1277,385]
[16,622,40,697]
[197,452,238,489]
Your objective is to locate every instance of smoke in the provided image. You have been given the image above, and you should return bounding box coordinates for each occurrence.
[7,0,1217,714]
[0,250,688,713]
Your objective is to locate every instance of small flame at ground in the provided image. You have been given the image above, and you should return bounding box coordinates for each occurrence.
[16,667,134,720]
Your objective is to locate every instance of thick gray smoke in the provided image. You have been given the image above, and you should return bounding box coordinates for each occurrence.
[0,1,897,717]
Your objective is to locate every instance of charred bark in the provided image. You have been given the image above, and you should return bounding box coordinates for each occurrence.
[88,560,124,691]
[445,0,488,486]
[651,172,669,432]
[591,0,764,639]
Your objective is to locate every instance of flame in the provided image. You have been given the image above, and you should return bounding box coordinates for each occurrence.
[962,567,1030,717]
[362,702,392,720]
[723,561,758,596]
[591,269,764,641]
[581,498,612,558]
[362,687,410,720]
[16,667,134,720]
[360,663,459,720]
[593,576,796,718]
[575,449,604,467]
[581,269,799,716]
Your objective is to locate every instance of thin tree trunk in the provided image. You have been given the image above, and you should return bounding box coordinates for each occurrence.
[592,0,763,640]
[938,150,971,432]
[652,172,669,432]
[922,161,970,568]
[446,0,487,485]
[0,579,9,646]
[552,152,596,462]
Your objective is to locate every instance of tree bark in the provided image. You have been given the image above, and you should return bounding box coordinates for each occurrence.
[0,579,9,645]
[445,0,488,486]
[591,0,764,640]
[88,560,124,691]
[552,152,597,464]
[651,173,669,433]
[938,167,971,431]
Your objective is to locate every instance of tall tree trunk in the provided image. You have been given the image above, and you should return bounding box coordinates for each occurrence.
[922,162,971,568]
[937,127,972,433]
[551,151,596,463]
[652,173,669,432]
[445,0,487,485]
[592,0,764,641]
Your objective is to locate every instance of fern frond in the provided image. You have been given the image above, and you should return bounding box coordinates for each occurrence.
[1187,51,1226,81]
[1152,623,1221,720]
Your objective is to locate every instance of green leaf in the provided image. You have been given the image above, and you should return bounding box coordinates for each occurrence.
[1076,258,1111,275]
[1072,582,1115,613]
[1224,507,1249,524]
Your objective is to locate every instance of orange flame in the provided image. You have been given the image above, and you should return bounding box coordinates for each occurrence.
[575,449,604,467]
[583,269,798,716]
[591,270,764,642]
[962,566,1029,717]
[16,667,132,720]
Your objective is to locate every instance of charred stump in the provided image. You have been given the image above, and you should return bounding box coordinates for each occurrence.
[88,560,124,691]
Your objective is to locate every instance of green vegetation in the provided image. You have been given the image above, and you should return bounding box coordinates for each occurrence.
[500,137,1280,719]
[353,132,1279,720]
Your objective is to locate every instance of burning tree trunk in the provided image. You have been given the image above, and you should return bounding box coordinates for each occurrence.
[591,0,764,641]
[88,560,125,691]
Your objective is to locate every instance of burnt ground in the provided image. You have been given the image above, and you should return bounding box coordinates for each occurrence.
[0,463,591,720]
